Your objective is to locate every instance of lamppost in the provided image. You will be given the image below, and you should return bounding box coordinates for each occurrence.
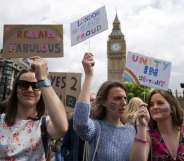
[180,83,184,98]
[180,83,184,88]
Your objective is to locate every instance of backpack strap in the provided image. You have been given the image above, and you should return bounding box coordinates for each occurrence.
[41,116,49,158]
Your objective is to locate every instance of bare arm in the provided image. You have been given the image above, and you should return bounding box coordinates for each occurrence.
[78,52,94,102]
[41,87,68,138]
[129,126,150,161]
[31,57,68,138]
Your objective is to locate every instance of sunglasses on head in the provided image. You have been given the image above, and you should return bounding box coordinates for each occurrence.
[16,80,39,90]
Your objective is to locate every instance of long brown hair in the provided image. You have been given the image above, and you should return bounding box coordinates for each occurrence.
[5,69,45,126]
[93,81,127,120]
[147,89,184,130]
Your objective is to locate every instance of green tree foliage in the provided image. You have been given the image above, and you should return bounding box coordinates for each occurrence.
[123,82,151,102]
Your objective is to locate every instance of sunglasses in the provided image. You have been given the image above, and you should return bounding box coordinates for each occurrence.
[16,80,39,90]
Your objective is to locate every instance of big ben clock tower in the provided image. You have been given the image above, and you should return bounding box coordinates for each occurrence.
[107,14,126,81]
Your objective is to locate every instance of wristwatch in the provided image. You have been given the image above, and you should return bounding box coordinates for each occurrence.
[37,79,51,88]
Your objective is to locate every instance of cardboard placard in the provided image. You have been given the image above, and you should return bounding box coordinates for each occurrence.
[3,25,63,58]
[49,72,81,108]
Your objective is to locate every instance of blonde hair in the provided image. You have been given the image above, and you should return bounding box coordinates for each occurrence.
[123,97,144,124]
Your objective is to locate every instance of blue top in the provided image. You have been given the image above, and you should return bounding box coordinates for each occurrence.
[73,102,136,161]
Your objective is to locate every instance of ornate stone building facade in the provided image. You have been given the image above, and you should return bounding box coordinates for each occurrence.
[0,54,29,100]
[107,14,126,81]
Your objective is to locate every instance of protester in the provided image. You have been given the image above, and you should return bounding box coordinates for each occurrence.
[61,117,84,161]
[129,89,184,161]
[89,92,96,118]
[0,57,68,160]
[73,53,136,161]
[52,139,64,161]
[123,97,145,125]
[61,92,96,161]
[90,92,96,108]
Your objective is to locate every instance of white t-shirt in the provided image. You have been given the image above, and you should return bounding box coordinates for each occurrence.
[0,114,47,161]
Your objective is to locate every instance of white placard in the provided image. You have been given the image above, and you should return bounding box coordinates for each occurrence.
[123,51,172,90]
[70,6,108,46]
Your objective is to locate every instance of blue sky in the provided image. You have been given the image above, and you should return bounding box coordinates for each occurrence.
[0,0,184,93]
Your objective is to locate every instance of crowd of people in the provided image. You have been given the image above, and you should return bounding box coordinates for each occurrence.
[0,53,184,161]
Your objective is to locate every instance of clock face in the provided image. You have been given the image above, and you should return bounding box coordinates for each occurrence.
[111,43,121,52]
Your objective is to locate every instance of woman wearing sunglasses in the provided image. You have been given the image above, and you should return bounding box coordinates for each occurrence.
[0,57,68,161]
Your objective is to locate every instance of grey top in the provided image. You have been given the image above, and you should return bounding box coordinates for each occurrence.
[73,102,136,161]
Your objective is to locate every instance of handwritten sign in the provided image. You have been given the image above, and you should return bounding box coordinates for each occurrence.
[49,72,81,108]
[3,25,63,58]
[122,51,172,90]
[70,6,108,46]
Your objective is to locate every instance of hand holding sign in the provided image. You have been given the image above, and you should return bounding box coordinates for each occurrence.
[30,56,48,81]
[82,53,95,77]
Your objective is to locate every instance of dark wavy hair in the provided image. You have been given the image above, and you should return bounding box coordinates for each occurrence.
[147,89,184,130]
[5,69,45,126]
[93,80,127,120]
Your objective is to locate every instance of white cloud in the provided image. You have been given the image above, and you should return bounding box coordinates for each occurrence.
[0,0,184,92]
